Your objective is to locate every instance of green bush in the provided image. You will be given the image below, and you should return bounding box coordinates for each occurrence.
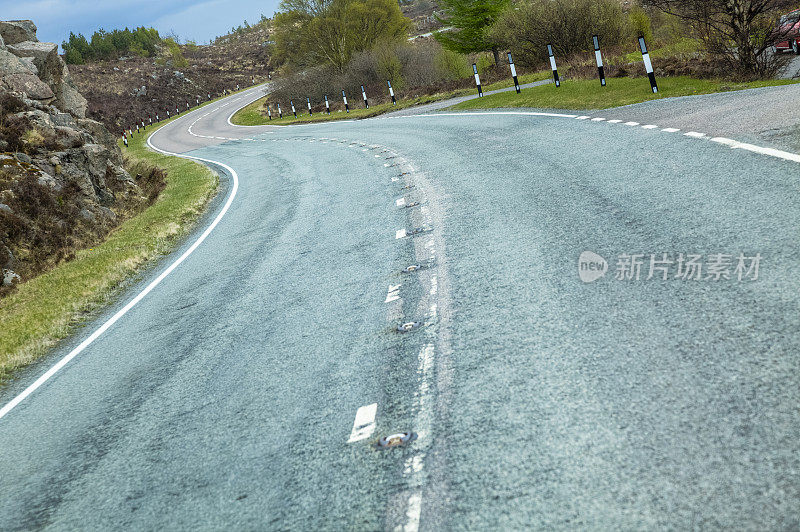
[490,0,627,67]
[628,6,653,44]
[434,48,471,81]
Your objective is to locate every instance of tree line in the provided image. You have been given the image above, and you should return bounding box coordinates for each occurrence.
[63,27,162,65]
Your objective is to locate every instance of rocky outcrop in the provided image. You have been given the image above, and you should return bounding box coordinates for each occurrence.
[0,20,86,118]
[0,21,37,46]
[0,20,159,294]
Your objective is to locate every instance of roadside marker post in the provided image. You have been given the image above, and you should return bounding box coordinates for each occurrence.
[639,36,658,93]
[236,84,240,91]
[342,90,349,113]
[325,95,331,114]
[508,53,520,93]
[277,103,283,119]
[176,106,179,114]
[156,114,159,122]
[267,105,272,120]
[186,102,190,110]
[307,97,313,116]
[122,135,128,148]
[148,115,152,125]
[473,63,483,97]
[361,85,369,109]
[166,109,170,118]
[268,72,272,81]
[196,97,200,106]
[593,36,606,87]
[547,44,560,87]
[290,100,297,118]
[388,80,396,105]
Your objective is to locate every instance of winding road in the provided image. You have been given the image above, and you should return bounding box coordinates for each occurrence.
[1,84,799,530]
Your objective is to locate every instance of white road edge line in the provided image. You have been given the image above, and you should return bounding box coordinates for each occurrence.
[348,403,378,443]
[0,116,241,421]
[710,137,800,163]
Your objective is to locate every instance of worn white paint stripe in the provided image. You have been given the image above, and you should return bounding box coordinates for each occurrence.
[641,124,659,129]
[685,131,706,138]
[624,121,640,126]
[662,127,681,133]
[591,117,606,122]
[607,119,623,123]
[403,493,422,532]
[396,198,406,207]
[348,403,378,443]
[576,116,590,120]
[0,129,241,421]
[396,229,408,239]
[710,137,800,163]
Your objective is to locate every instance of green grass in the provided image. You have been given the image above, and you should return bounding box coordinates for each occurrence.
[230,72,551,126]
[0,111,220,384]
[451,75,800,111]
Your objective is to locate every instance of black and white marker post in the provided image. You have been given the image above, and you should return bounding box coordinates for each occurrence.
[324,95,330,114]
[473,63,483,97]
[267,106,272,120]
[307,97,312,116]
[387,80,396,105]
[342,90,349,113]
[593,35,606,87]
[638,36,658,93]
[361,85,369,109]
[166,109,170,118]
[277,103,283,119]
[508,52,520,93]
[547,44,560,87]
[290,100,297,118]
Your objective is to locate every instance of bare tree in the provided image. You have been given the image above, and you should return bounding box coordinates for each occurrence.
[643,0,795,78]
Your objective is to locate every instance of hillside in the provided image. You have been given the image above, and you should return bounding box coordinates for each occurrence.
[69,24,273,135]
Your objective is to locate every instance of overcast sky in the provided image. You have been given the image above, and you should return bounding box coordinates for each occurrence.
[0,0,281,46]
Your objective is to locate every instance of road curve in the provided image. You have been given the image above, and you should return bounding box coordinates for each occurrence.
[1,86,798,530]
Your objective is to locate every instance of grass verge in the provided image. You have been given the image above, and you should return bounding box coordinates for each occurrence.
[230,71,551,126]
[0,116,219,384]
[451,75,800,111]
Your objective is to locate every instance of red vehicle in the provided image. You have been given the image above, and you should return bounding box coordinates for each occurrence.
[774,9,800,54]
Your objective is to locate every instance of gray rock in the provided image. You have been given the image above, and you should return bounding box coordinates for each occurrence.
[0,139,8,151]
[77,118,121,163]
[0,48,32,75]
[53,126,84,149]
[99,206,117,221]
[18,56,37,74]
[1,71,54,100]
[79,208,95,221]
[0,21,37,46]
[14,152,31,164]
[0,203,11,214]
[0,30,5,51]
[6,41,57,65]
[2,268,21,287]
[51,112,77,128]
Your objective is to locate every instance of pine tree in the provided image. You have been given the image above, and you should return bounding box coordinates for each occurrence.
[435,0,509,66]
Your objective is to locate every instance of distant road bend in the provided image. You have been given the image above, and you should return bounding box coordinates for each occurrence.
[1,84,799,530]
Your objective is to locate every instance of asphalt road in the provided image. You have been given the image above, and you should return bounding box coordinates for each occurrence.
[1,85,799,530]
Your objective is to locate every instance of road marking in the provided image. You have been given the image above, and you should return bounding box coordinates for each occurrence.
[386,284,402,303]
[591,117,606,121]
[685,131,706,138]
[396,229,408,239]
[396,197,406,207]
[641,124,659,129]
[576,116,590,120]
[0,129,241,421]
[347,403,378,443]
[403,493,422,532]
[662,127,681,133]
[624,121,640,126]
[710,137,800,163]
[607,119,623,123]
